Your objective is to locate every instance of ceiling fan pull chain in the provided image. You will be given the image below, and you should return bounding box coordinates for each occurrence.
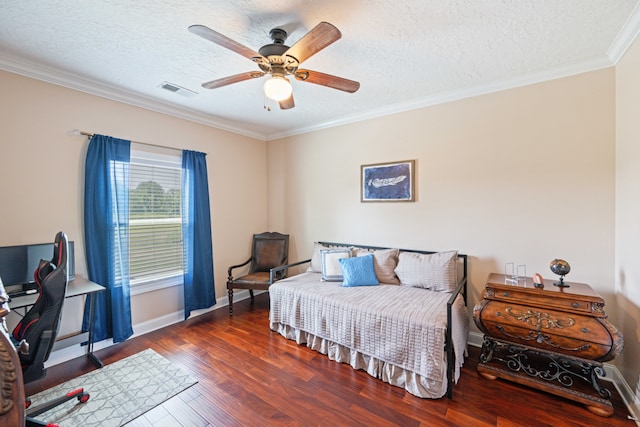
[263,94,272,111]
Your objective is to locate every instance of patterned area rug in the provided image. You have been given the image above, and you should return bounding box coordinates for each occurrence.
[29,348,197,426]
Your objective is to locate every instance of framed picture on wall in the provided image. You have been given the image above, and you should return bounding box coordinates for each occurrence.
[361,160,415,202]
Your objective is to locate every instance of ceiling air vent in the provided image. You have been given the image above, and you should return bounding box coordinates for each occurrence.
[159,81,197,98]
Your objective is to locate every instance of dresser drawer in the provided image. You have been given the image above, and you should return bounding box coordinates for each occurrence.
[474,300,617,361]
[486,287,597,315]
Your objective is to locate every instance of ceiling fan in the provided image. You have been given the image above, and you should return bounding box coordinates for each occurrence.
[188,22,360,110]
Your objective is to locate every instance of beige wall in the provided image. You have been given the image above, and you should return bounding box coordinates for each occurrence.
[268,68,617,350]
[616,34,640,407]
[0,70,267,334]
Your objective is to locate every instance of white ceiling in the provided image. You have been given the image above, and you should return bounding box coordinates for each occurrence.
[1,1,639,140]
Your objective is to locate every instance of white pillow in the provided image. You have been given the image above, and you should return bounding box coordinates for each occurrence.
[309,242,335,272]
[394,250,458,291]
[321,248,351,281]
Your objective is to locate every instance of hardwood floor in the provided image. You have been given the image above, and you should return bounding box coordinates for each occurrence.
[26,294,635,427]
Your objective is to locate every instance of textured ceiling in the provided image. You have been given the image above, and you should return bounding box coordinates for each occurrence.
[1,1,639,140]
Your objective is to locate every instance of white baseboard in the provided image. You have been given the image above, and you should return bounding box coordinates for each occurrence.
[611,366,640,425]
[467,331,484,348]
[45,289,255,367]
[46,307,639,424]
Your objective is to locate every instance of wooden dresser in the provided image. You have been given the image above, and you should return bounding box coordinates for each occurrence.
[473,273,623,416]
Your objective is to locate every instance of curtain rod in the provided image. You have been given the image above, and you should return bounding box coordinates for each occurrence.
[72,129,184,153]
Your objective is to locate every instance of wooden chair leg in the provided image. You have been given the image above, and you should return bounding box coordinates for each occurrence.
[249,289,254,301]
[228,288,233,315]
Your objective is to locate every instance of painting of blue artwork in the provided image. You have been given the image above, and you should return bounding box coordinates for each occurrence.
[362,161,414,201]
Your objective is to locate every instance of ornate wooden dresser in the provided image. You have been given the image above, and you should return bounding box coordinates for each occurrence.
[473,273,623,416]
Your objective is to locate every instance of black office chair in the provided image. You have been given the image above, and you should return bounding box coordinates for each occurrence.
[227,232,289,315]
[11,231,89,427]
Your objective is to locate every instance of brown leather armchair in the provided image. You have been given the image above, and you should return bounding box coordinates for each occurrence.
[227,232,289,315]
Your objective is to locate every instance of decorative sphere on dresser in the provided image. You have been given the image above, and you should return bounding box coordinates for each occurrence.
[550,259,570,287]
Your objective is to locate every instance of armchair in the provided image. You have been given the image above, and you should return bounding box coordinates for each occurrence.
[227,232,289,315]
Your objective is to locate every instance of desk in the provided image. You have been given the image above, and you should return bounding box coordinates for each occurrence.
[9,275,106,368]
[0,276,26,427]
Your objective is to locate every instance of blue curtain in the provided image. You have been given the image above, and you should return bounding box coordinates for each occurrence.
[181,150,215,319]
[83,134,134,343]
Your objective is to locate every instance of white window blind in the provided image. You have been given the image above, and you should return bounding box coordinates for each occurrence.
[129,144,183,286]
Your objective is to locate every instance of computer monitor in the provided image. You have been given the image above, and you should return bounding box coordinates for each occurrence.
[0,240,75,293]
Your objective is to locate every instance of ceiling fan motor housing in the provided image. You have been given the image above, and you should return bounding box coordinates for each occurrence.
[258,43,289,58]
[256,27,300,74]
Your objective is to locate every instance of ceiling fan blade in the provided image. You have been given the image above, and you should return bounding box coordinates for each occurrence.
[284,22,341,64]
[189,24,266,63]
[294,69,360,93]
[279,93,295,110]
[202,71,264,89]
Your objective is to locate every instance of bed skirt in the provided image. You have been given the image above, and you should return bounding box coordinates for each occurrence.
[270,322,455,398]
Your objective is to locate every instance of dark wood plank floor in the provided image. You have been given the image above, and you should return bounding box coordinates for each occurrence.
[26,294,635,427]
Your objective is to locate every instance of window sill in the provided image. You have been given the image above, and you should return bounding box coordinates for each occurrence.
[130,274,183,296]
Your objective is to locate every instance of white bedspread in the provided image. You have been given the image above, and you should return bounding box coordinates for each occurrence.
[269,272,469,398]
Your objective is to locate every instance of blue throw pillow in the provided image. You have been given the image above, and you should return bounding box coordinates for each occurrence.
[339,254,379,287]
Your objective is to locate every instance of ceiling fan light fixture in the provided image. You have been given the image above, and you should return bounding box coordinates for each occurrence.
[263,76,292,101]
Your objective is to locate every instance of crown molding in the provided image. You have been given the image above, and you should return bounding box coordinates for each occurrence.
[0,47,622,143]
[0,56,267,141]
[266,55,614,140]
[268,4,640,141]
[608,2,640,64]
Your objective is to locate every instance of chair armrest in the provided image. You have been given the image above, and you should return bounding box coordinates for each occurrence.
[269,259,312,284]
[227,258,252,281]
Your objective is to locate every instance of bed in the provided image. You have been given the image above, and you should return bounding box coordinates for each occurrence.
[268,242,469,399]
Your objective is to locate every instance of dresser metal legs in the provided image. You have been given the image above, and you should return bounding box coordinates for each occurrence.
[478,336,614,417]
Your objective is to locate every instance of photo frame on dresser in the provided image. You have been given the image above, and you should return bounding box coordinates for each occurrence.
[361,160,415,202]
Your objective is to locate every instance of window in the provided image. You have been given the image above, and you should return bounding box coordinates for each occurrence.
[129,143,183,291]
